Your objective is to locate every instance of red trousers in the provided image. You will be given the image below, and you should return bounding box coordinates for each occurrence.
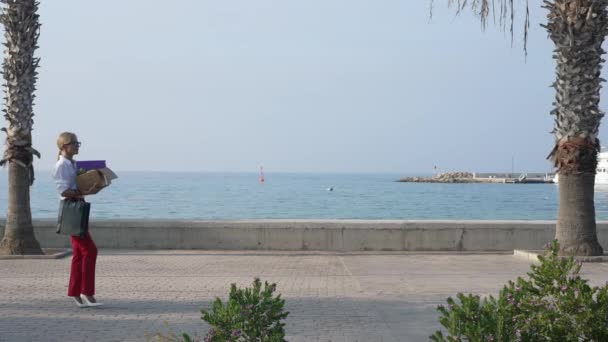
[68,232,97,297]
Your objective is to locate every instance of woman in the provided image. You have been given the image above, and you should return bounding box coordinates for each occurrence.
[52,132,103,308]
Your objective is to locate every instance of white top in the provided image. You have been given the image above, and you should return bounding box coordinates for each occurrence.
[52,155,77,199]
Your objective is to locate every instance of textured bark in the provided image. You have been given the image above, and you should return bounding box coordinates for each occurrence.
[544,1,607,146]
[556,173,603,256]
[0,162,40,254]
[553,138,598,174]
[545,0,608,256]
[0,0,42,255]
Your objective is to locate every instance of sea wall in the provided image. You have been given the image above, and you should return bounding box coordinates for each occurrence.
[2,219,608,252]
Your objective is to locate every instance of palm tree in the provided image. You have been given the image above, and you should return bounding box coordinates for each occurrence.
[0,0,42,255]
[434,0,606,255]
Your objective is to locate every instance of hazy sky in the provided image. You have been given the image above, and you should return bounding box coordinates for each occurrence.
[27,0,608,173]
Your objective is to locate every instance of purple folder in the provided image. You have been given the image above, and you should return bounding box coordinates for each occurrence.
[75,160,106,171]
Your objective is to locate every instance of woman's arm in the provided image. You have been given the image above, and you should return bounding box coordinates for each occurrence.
[53,162,83,199]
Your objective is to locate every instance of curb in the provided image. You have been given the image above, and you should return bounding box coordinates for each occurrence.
[0,248,71,260]
[513,249,608,263]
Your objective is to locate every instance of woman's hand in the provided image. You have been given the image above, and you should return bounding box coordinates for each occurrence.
[61,189,83,200]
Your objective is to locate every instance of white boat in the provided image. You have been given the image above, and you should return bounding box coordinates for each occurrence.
[553,150,608,185]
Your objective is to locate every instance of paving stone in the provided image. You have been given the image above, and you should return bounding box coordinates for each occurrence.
[1,250,607,341]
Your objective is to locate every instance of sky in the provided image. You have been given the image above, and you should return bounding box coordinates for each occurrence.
[23,0,608,173]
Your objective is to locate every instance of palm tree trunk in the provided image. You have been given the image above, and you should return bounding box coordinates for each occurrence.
[545,0,607,256]
[0,162,41,254]
[0,0,42,255]
[556,173,602,255]
[553,137,603,255]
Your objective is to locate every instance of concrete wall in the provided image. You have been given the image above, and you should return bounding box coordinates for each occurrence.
[2,219,608,251]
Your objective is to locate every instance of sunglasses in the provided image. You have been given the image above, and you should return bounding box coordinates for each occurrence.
[64,141,81,148]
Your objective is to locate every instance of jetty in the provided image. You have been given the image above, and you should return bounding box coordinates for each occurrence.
[397,172,555,184]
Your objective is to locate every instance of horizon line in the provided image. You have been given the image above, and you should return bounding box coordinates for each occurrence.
[24,169,555,175]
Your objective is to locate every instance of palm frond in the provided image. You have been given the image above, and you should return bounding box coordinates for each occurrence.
[432,0,531,54]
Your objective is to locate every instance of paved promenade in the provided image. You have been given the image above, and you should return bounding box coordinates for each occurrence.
[1,251,608,342]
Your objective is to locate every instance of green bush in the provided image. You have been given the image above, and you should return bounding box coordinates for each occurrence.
[151,278,288,342]
[193,278,289,342]
[430,240,608,342]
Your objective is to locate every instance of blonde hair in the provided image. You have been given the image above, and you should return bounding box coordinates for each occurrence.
[56,132,78,160]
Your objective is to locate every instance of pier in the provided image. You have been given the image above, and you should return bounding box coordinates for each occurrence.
[398,172,556,184]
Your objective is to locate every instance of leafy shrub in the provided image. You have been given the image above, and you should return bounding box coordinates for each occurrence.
[430,240,608,342]
[195,278,289,342]
[151,278,288,342]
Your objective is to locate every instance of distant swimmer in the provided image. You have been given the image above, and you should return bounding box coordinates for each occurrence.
[327,187,334,191]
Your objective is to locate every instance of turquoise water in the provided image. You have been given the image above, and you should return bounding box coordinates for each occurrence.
[1,171,608,220]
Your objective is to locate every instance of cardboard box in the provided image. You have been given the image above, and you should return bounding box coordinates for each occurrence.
[76,167,118,195]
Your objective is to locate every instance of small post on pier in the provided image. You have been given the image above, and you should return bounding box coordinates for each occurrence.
[511,155,514,178]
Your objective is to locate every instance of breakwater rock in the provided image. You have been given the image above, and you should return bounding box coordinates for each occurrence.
[398,172,479,183]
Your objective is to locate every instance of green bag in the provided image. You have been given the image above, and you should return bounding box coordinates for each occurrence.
[56,200,90,237]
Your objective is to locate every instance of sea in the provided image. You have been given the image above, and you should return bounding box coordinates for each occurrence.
[1,171,608,220]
